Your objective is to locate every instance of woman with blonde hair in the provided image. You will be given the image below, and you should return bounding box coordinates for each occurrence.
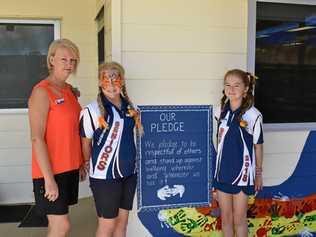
[28,38,84,237]
[80,61,142,237]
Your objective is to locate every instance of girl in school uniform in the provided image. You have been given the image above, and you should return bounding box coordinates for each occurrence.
[80,62,142,237]
[213,69,264,237]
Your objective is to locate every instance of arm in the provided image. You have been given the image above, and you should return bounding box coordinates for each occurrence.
[80,137,92,180]
[28,87,58,202]
[254,143,263,192]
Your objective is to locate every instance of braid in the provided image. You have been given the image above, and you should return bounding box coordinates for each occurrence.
[220,90,228,120]
[121,84,143,135]
[97,88,105,116]
[121,84,134,108]
[97,88,109,129]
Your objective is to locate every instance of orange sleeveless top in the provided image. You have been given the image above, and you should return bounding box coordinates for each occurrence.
[31,80,83,179]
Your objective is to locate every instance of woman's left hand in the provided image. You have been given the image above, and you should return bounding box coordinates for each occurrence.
[255,175,263,192]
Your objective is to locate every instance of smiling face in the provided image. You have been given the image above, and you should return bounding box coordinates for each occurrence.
[99,68,123,100]
[50,47,77,81]
[224,74,249,103]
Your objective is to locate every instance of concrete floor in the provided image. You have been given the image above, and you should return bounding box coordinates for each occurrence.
[0,197,98,237]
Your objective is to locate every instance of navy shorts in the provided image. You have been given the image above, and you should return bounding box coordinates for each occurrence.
[213,180,255,196]
[90,174,137,219]
[33,169,79,216]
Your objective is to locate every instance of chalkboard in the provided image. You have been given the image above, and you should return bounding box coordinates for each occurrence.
[136,105,214,211]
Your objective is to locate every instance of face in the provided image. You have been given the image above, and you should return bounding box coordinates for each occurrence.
[99,69,123,100]
[224,74,248,103]
[50,47,77,80]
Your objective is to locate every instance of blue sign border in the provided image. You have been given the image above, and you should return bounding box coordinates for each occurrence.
[136,105,214,211]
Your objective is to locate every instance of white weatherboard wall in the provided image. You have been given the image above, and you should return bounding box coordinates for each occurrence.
[0,0,98,204]
[0,115,32,203]
[121,0,248,105]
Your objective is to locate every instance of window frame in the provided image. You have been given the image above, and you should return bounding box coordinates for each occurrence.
[0,19,60,114]
[96,6,105,64]
[247,0,316,131]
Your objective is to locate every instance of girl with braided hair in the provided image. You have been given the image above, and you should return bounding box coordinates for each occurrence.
[213,69,264,237]
[80,61,142,237]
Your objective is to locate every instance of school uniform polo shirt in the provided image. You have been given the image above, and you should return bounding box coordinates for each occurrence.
[214,104,264,186]
[80,96,136,180]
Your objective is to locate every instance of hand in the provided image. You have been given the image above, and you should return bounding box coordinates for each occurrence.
[212,189,218,201]
[255,175,263,192]
[79,160,89,181]
[44,179,59,202]
[209,189,218,207]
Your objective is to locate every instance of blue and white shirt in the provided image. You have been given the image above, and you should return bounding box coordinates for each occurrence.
[80,96,136,180]
[214,104,264,186]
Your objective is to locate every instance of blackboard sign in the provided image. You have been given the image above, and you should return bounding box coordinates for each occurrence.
[137,105,214,211]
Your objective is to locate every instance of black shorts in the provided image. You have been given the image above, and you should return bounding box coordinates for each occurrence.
[33,169,79,216]
[90,174,137,219]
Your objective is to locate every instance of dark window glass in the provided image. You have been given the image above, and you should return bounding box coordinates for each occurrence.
[0,23,54,109]
[255,2,316,123]
[98,27,105,64]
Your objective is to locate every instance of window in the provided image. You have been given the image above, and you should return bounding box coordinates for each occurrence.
[98,27,105,64]
[0,20,59,110]
[248,1,316,126]
[96,6,105,64]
